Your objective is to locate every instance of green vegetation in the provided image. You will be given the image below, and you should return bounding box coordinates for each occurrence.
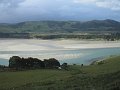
[0,19,120,33]
[0,33,120,40]
[9,56,60,69]
[0,56,120,90]
[0,19,120,40]
[33,33,120,40]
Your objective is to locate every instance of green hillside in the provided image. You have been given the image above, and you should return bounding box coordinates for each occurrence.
[0,56,120,90]
[0,19,120,40]
[0,19,120,33]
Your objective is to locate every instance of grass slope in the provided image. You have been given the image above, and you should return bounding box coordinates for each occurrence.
[0,19,120,33]
[0,56,120,90]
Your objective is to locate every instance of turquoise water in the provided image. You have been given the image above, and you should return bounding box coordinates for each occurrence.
[0,47,120,66]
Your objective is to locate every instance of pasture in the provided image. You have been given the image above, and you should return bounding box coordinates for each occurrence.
[0,56,120,90]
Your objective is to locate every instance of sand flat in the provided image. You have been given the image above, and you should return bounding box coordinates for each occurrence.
[0,39,120,51]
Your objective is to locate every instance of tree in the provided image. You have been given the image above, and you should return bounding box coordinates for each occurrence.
[9,56,21,68]
[44,58,60,68]
[9,56,60,69]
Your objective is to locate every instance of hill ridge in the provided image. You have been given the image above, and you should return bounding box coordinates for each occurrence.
[0,19,120,33]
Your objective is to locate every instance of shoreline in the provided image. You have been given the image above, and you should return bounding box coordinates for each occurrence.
[0,39,120,66]
[0,39,120,51]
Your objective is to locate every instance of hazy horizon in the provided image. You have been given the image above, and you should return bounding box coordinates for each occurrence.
[0,19,120,24]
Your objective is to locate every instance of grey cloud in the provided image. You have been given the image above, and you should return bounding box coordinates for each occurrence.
[74,0,120,11]
[0,0,120,23]
[0,0,25,8]
[96,0,120,11]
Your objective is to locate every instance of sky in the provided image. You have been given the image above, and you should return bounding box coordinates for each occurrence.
[0,0,120,23]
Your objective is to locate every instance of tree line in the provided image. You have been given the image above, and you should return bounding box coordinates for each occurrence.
[9,56,60,70]
[34,33,120,40]
[0,32,120,40]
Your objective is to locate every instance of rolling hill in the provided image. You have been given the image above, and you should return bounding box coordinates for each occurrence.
[0,19,120,33]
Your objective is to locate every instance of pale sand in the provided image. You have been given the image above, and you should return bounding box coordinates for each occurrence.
[59,40,120,49]
[0,39,120,51]
[0,39,120,61]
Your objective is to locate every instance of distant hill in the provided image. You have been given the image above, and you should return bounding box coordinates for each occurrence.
[0,19,120,33]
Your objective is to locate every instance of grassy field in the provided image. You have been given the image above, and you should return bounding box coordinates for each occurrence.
[0,56,120,90]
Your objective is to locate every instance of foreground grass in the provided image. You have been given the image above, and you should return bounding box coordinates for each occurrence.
[0,69,71,90]
[83,56,120,74]
[0,56,120,90]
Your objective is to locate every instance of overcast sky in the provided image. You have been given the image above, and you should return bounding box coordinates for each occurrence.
[0,0,120,23]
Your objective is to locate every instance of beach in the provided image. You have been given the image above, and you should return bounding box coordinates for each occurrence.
[0,39,120,51]
[0,39,120,65]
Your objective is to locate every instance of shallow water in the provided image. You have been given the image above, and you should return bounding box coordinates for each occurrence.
[0,39,120,65]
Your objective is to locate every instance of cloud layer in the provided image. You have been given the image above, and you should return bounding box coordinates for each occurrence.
[0,0,24,8]
[0,0,120,23]
[74,0,120,10]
